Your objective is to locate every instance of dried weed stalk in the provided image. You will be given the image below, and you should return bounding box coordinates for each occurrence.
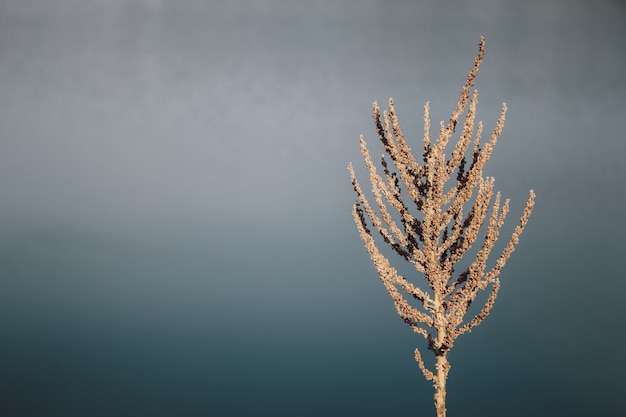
[348,37,535,417]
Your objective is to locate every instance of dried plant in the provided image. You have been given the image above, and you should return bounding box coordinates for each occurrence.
[348,37,535,417]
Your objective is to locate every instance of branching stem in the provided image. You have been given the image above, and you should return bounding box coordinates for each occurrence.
[349,37,535,416]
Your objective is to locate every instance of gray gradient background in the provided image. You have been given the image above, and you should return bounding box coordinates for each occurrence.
[1,0,625,416]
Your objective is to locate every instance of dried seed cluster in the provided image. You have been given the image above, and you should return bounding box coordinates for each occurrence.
[349,37,535,417]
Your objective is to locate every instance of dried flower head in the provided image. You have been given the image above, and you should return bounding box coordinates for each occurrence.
[349,36,535,417]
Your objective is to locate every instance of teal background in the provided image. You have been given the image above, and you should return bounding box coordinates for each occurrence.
[1,1,625,416]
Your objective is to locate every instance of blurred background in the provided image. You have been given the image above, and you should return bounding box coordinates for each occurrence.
[1,0,625,416]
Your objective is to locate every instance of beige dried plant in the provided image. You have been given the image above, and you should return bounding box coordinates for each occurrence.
[348,37,535,417]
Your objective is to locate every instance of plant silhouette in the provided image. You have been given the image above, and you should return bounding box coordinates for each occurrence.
[348,37,535,417]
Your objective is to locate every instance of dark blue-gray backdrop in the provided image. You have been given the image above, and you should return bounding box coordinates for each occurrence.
[1,1,625,416]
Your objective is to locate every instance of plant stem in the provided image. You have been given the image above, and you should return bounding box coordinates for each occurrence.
[434,292,450,417]
[435,353,449,417]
